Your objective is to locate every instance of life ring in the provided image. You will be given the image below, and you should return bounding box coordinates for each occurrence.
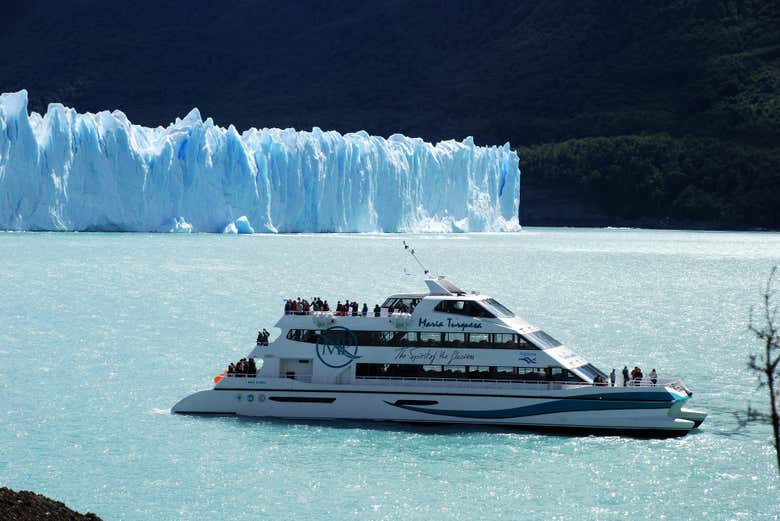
[247,394,254,402]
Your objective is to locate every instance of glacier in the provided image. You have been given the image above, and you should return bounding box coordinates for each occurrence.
[0,90,520,233]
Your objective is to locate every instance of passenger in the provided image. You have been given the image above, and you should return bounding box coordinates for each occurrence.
[609,368,616,387]
[256,330,264,344]
[284,300,291,315]
[622,366,629,387]
[228,362,235,375]
[362,303,368,316]
[262,328,270,345]
[323,300,330,312]
[248,358,257,377]
[336,301,343,315]
[649,368,657,386]
[388,304,395,315]
[373,304,381,317]
[351,301,358,316]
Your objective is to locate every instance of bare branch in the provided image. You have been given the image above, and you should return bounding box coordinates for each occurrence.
[744,266,780,475]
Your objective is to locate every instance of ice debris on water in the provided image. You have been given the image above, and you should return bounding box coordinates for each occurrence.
[0,90,520,233]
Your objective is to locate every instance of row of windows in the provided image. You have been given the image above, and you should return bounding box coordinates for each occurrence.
[355,363,583,382]
[285,329,546,350]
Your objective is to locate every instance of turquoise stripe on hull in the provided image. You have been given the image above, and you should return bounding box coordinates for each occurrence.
[385,397,674,420]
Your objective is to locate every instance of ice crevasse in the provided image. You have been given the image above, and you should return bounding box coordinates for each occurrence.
[0,90,520,233]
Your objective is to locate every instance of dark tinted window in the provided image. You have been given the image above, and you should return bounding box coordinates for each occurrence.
[434,300,495,318]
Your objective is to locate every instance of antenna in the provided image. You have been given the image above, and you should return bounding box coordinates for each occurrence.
[403,241,430,276]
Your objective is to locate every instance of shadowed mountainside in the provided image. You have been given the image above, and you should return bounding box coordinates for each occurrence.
[1,0,778,228]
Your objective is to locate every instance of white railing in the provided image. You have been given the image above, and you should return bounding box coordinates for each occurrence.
[222,372,688,393]
[284,310,411,318]
[340,375,688,391]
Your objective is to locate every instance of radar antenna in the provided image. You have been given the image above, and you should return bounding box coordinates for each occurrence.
[403,241,430,276]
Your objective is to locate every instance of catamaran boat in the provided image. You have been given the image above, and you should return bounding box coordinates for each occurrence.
[172,274,707,436]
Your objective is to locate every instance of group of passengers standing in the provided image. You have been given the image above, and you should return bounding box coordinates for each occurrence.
[601,366,658,386]
[284,297,383,317]
[285,297,328,314]
[256,328,270,345]
[228,358,256,377]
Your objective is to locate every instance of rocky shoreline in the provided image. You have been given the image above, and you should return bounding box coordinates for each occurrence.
[0,487,102,521]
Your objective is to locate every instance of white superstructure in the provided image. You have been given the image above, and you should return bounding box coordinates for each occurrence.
[172,276,706,436]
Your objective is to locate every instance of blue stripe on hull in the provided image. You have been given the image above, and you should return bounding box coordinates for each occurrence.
[384,397,673,419]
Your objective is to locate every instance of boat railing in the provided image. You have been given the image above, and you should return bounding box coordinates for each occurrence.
[226,373,688,392]
[284,310,412,318]
[340,375,688,390]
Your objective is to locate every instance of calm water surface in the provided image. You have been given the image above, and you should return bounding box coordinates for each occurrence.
[1,229,779,519]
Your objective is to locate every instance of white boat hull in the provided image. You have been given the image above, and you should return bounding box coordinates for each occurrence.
[173,379,702,437]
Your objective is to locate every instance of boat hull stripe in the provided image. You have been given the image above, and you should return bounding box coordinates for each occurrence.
[383,398,671,419]
[215,387,676,402]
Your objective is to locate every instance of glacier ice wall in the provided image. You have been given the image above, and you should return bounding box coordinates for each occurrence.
[0,90,520,233]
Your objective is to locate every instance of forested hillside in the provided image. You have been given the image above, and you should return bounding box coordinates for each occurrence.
[1,0,778,228]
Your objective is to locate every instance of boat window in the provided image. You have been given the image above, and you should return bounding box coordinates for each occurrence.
[548,367,583,382]
[495,366,517,379]
[434,300,495,318]
[418,332,442,344]
[516,335,535,350]
[467,366,492,378]
[575,363,607,381]
[483,298,515,317]
[442,365,466,378]
[382,297,421,311]
[443,332,466,347]
[397,332,417,346]
[353,331,382,346]
[518,367,546,380]
[421,365,442,376]
[320,328,356,346]
[493,333,518,349]
[286,329,319,342]
[468,332,490,346]
[524,330,563,349]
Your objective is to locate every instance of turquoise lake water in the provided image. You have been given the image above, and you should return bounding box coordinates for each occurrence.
[1,229,779,520]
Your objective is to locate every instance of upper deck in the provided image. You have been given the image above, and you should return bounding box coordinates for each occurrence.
[276,276,536,335]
